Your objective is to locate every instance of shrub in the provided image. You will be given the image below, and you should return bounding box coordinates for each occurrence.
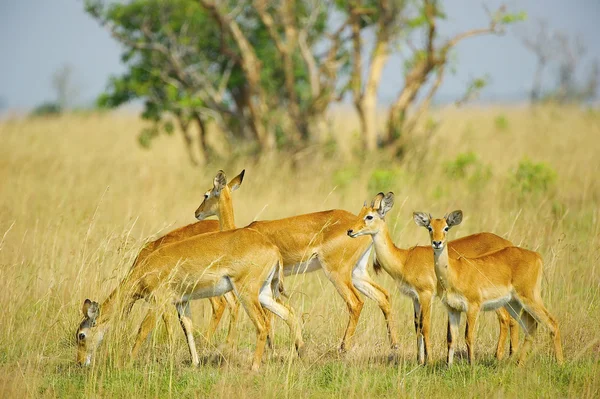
[368,168,404,193]
[30,102,62,117]
[332,166,360,189]
[511,158,557,195]
[444,151,492,189]
[494,114,509,131]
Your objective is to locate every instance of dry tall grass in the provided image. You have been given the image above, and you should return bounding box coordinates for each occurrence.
[0,106,599,398]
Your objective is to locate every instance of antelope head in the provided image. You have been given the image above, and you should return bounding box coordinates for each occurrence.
[195,169,245,220]
[347,192,395,238]
[413,210,463,251]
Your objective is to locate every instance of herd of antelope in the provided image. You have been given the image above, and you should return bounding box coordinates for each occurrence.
[76,170,563,371]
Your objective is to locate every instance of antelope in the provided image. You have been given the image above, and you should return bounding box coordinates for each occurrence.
[127,170,246,351]
[414,210,564,366]
[196,182,399,354]
[346,192,519,365]
[76,194,304,372]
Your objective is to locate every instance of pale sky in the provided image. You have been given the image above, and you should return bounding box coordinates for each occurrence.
[0,0,599,110]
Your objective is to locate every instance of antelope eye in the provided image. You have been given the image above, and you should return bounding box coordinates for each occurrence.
[78,333,86,341]
[427,226,433,232]
[366,215,374,221]
[204,194,209,199]
[444,226,449,232]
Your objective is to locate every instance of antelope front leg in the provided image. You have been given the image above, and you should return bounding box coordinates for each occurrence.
[465,305,480,365]
[326,271,364,352]
[447,308,461,366]
[412,299,424,364]
[419,294,433,365]
[176,301,200,366]
[352,273,399,352]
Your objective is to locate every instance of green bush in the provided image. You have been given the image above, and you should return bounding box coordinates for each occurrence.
[494,114,509,131]
[332,166,360,189]
[30,102,62,117]
[511,158,557,195]
[368,168,404,192]
[444,151,492,184]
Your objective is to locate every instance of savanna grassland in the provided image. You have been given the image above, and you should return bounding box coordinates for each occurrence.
[0,106,599,398]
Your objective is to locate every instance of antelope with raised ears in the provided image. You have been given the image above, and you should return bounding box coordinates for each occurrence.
[346,192,519,365]
[414,210,563,366]
[126,170,246,354]
[76,183,304,371]
[196,183,400,355]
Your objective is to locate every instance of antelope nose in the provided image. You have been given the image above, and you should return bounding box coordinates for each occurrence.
[347,229,353,236]
[432,240,443,248]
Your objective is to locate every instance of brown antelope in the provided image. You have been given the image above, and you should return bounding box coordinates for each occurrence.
[414,210,564,366]
[127,170,246,351]
[196,183,399,354]
[76,200,304,372]
[346,192,519,365]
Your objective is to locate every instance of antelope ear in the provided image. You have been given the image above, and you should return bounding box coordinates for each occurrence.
[413,212,430,227]
[228,169,245,192]
[213,170,227,192]
[378,192,395,217]
[83,299,100,321]
[371,192,385,209]
[446,210,463,227]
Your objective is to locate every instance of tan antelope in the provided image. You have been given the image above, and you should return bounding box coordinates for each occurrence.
[127,170,246,350]
[76,196,304,372]
[195,183,399,354]
[346,192,519,365]
[414,210,564,366]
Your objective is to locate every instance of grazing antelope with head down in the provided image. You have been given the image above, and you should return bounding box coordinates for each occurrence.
[76,184,304,371]
[196,181,400,354]
[414,210,564,366]
[346,192,519,364]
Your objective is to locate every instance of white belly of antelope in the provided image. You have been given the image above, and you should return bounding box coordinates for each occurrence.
[396,281,418,300]
[181,276,234,301]
[481,293,512,311]
[443,292,468,312]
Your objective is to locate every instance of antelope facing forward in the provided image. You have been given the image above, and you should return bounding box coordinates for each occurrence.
[76,206,304,371]
[346,192,518,365]
[414,210,563,366]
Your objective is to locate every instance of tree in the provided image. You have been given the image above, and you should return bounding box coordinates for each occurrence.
[87,0,349,159]
[384,1,522,151]
[345,0,403,152]
[52,64,80,109]
[519,20,554,103]
[87,0,523,159]
[519,21,598,104]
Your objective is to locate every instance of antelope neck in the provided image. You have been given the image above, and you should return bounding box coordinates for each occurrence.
[218,196,236,231]
[371,223,407,274]
[432,244,451,290]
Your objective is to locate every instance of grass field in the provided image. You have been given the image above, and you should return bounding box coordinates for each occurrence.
[1,106,599,398]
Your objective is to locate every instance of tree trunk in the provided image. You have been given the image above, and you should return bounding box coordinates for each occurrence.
[358,97,378,151]
[361,39,390,151]
[177,118,200,166]
[530,60,545,103]
[385,62,431,144]
[193,113,208,164]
